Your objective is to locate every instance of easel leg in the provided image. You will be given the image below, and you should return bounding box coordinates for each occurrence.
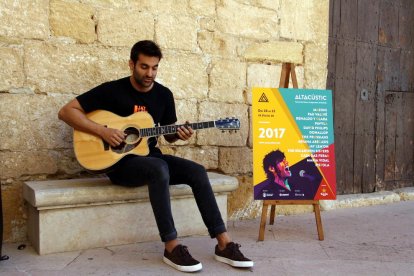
[258,202,269,241]
[290,64,298,88]
[269,205,276,225]
[279,63,291,88]
[313,203,324,241]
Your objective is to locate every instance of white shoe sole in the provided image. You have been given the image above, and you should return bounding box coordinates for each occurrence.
[214,254,254,268]
[163,256,203,272]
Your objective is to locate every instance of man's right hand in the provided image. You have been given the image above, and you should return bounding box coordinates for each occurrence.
[99,127,127,147]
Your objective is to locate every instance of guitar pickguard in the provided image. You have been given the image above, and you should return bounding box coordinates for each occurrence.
[111,138,143,154]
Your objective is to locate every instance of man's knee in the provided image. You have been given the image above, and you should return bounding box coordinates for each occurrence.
[151,159,170,183]
[191,162,207,175]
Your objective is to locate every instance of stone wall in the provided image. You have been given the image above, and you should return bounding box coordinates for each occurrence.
[0,0,329,242]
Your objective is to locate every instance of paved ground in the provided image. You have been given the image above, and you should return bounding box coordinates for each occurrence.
[1,200,414,275]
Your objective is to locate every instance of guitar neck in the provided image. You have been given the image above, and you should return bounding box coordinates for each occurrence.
[139,121,216,138]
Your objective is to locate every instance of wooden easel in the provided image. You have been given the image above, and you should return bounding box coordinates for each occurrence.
[257,62,324,241]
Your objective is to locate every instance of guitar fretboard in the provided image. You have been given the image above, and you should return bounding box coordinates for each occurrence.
[139,121,216,137]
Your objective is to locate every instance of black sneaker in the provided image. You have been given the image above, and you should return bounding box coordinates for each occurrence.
[214,242,254,268]
[163,244,202,272]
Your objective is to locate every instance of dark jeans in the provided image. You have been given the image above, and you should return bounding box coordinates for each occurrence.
[107,153,227,242]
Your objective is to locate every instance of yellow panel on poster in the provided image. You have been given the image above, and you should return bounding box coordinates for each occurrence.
[253,88,310,182]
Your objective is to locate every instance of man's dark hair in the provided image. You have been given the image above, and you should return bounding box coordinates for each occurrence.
[263,149,285,180]
[130,40,163,64]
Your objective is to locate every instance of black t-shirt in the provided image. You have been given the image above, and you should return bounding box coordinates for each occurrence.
[76,77,177,152]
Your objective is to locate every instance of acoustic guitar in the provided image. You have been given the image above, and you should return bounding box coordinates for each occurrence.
[73,110,240,172]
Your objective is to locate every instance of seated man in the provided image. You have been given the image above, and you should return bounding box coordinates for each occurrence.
[58,40,253,272]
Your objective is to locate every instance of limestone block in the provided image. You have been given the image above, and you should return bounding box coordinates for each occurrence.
[0,151,58,178]
[0,36,24,45]
[0,47,24,91]
[189,0,216,17]
[156,51,208,100]
[97,9,154,47]
[198,18,216,32]
[197,31,253,58]
[50,0,96,44]
[209,59,246,103]
[0,0,49,39]
[247,63,281,89]
[174,146,219,170]
[138,0,189,15]
[175,99,198,123]
[156,14,198,52]
[198,102,248,147]
[218,147,252,174]
[216,0,279,40]
[0,94,73,151]
[256,0,280,10]
[80,0,133,9]
[244,41,304,64]
[24,41,130,94]
[311,0,330,43]
[280,0,329,43]
[304,43,328,89]
[54,149,84,175]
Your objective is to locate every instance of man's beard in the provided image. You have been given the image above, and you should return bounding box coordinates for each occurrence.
[134,73,153,88]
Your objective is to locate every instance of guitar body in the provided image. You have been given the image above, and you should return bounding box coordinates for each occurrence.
[73,110,154,172]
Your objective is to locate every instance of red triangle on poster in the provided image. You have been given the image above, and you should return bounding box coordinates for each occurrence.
[314,178,336,200]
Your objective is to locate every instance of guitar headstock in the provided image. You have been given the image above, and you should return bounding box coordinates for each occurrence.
[215,117,240,131]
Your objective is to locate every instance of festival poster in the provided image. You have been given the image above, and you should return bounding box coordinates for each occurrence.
[252,88,336,200]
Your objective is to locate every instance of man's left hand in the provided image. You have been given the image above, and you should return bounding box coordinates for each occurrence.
[176,122,193,141]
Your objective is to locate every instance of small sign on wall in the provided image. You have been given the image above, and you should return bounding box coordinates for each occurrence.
[252,88,336,200]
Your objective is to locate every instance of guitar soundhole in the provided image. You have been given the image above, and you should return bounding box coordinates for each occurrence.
[111,127,142,154]
[124,127,140,144]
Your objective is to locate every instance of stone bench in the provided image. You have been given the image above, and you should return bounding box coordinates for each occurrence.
[23,172,238,255]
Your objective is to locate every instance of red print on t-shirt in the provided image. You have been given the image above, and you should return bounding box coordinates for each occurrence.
[134,105,147,113]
